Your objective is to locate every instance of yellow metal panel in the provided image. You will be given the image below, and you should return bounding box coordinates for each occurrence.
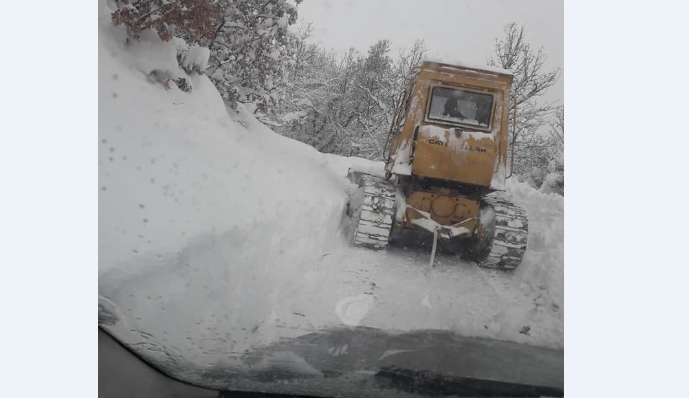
[404,191,480,235]
[412,128,497,187]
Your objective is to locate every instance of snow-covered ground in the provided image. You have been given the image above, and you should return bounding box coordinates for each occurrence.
[98,0,563,385]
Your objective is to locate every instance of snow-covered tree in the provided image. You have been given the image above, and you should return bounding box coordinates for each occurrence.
[110,0,222,45]
[487,23,561,177]
[206,0,303,112]
[274,37,427,160]
[281,46,365,156]
[110,0,221,92]
[383,39,427,155]
[540,105,564,195]
[274,41,341,148]
[519,105,564,195]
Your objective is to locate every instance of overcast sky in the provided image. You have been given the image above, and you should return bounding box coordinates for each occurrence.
[296,0,563,105]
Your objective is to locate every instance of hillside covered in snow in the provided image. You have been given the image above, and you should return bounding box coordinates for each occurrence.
[98,0,563,389]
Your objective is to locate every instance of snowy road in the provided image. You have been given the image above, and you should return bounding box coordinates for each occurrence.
[276,241,563,349]
[334,246,559,342]
[100,227,562,383]
[99,231,563,391]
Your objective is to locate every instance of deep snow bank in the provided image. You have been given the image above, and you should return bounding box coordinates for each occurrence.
[99,3,350,282]
[508,178,564,313]
[99,1,354,364]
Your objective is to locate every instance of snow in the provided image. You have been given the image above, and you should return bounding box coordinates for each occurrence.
[390,139,412,175]
[424,125,446,140]
[447,225,470,237]
[423,57,513,76]
[335,295,375,327]
[409,209,471,239]
[100,0,347,364]
[180,45,210,72]
[540,172,563,194]
[121,29,188,81]
[506,178,564,316]
[323,153,385,178]
[490,157,506,191]
[391,162,411,175]
[410,217,440,233]
[418,125,495,153]
[395,188,407,222]
[465,130,493,141]
[436,115,485,127]
[280,110,308,123]
[98,2,562,388]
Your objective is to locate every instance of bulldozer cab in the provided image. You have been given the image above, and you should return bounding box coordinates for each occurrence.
[385,60,513,191]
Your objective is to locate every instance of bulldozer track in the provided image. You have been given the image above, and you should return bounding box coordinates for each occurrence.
[479,193,529,270]
[350,174,397,249]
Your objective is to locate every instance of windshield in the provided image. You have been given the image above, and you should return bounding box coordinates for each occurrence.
[428,86,494,128]
[98,0,564,396]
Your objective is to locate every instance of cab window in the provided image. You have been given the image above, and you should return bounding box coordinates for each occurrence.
[428,86,493,128]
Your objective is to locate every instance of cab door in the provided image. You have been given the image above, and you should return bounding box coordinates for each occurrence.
[385,81,417,172]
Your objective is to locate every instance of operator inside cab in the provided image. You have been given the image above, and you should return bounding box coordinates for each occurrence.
[442,91,492,127]
[443,93,466,120]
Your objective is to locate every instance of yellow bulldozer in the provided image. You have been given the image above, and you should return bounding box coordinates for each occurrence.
[347,60,528,270]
